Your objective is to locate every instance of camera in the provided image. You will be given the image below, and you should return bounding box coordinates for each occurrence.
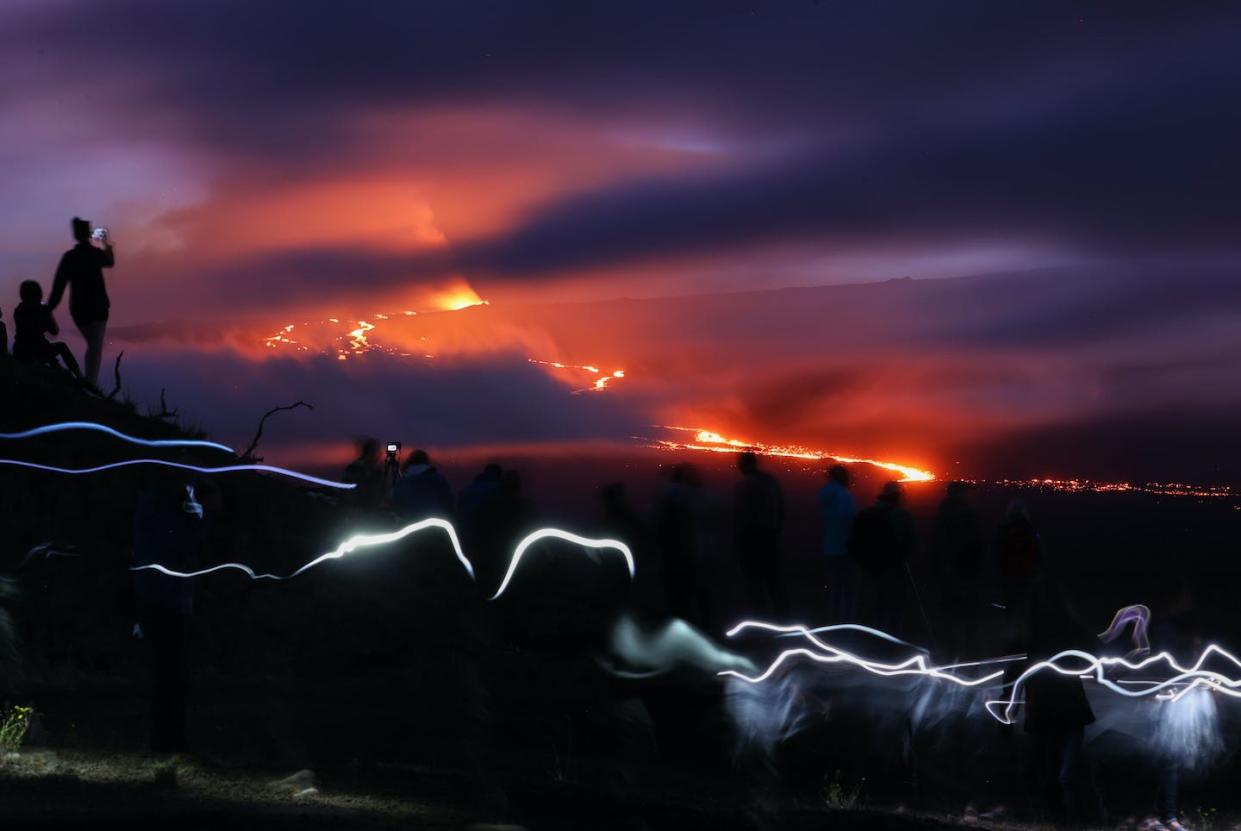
[385,441,401,462]
[91,227,108,243]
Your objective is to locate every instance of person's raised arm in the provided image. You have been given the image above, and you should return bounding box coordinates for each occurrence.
[47,254,70,311]
[45,308,59,337]
[100,242,115,268]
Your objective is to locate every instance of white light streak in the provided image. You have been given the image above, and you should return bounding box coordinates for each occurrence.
[723,618,1241,726]
[0,421,234,453]
[489,528,634,600]
[0,458,354,489]
[722,620,1003,687]
[132,519,634,602]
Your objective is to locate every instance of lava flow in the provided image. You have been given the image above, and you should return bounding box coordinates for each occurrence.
[654,426,937,483]
[527,359,626,393]
[261,299,627,392]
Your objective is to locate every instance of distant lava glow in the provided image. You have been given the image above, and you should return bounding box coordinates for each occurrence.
[978,477,1238,501]
[260,294,627,391]
[527,359,626,393]
[655,426,936,483]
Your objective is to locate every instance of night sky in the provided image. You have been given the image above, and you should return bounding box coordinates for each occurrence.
[2,2,1239,483]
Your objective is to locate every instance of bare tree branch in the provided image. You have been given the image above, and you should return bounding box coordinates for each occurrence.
[241,400,313,462]
[106,351,125,401]
[152,387,178,420]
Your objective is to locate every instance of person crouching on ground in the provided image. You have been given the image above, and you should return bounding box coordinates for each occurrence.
[12,280,80,377]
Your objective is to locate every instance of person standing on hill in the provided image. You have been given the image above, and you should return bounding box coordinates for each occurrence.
[132,474,210,753]
[393,448,454,519]
[995,500,1042,613]
[932,481,984,657]
[817,464,857,622]
[849,481,916,634]
[341,437,386,509]
[734,451,787,617]
[48,217,114,386]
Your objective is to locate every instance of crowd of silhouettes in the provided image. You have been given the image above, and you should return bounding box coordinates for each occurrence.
[330,441,1070,662]
[2,217,115,386]
[86,424,1218,828]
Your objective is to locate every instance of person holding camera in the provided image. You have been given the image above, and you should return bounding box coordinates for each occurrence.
[47,216,114,386]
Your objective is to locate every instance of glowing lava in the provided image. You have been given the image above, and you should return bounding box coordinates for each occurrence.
[655,426,936,483]
[261,298,628,392]
[527,360,626,393]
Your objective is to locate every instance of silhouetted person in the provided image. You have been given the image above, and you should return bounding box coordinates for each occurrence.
[1148,578,1212,830]
[996,500,1042,614]
[476,470,538,592]
[12,281,80,376]
[341,437,386,509]
[733,451,787,617]
[932,481,984,657]
[1022,581,1105,826]
[392,448,454,519]
[0,306,7,357]
[459,462,503,547]
[132,475,209,753]
[48,217,113,386]
[817,464,857,622]
[849,481,915,634]
[652,464,713,628]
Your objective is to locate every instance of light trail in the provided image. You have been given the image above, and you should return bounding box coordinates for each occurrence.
[722,618,1241,725]
[0,421,234,453]
[489,528,634,600]
[0,457,355,489]
[131,519,634,602]
[1099,603,1151,656]
[656,426,936,483]
[987,645,1241,724]
[134,517,472,581]
[758,621,931,652]
[722,620,1003,687]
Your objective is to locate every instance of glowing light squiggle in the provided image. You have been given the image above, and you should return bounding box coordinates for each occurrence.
[0,458,354,490]
[489,528,634,600]
[722,620,1003,687]
[723,618,1241,726]
[134,517,472,581]
[0,421,234,453]
[132,519,633,602]
[988,645,1241,724]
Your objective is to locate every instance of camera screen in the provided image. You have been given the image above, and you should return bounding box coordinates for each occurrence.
[386,443,399,452]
